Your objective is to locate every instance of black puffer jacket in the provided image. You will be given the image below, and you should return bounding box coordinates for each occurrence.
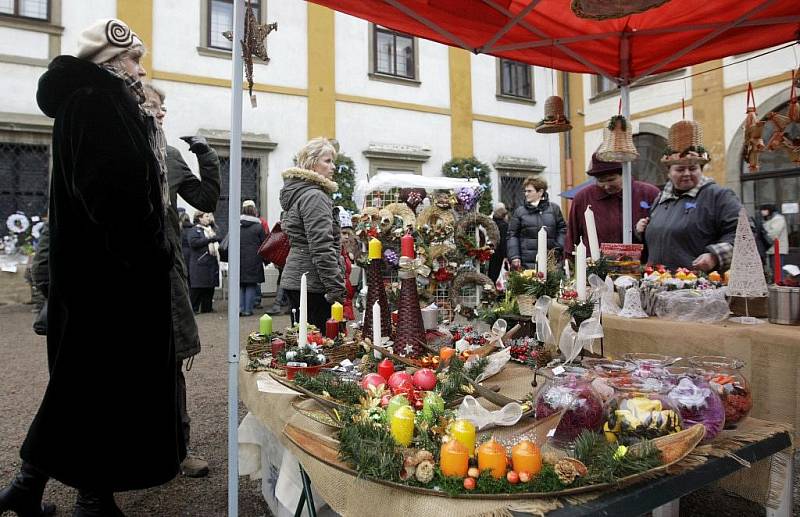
[507,192,567,268]
[236,215,267,284]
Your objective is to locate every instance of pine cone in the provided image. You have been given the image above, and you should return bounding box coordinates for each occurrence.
[554,459,578,485]
[415,460,435,484]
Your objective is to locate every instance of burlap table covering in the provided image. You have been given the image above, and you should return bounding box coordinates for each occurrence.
[241,360,792,516]
[547,301,800,439]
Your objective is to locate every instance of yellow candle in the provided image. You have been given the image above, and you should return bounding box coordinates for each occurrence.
[450,419,476,456]
[368,238,382,259]
[331,302,343,322]
[390,405,415,446]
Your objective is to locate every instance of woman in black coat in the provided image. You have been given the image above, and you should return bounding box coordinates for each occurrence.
[188,212,220,313]
[0,19,184,517]
[179,211,193,284]
[487,203,509,282]
[234,201,267,316]
[507,177,567,270]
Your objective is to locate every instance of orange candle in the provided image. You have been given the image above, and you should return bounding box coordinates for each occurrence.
[439,347,455,362]
[440,439,469,478]
[477,438,508,479]
[450,419,476,456]
[511,440,542,475]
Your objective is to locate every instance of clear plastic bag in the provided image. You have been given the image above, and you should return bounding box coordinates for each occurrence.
[653,288,729,323]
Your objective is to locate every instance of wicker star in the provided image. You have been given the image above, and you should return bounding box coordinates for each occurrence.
[222,0,277,101]
[765,112,791,151]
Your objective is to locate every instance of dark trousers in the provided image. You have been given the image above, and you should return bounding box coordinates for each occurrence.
[190,287,214,313]
[177,363,190,446]
[285,290,332,331]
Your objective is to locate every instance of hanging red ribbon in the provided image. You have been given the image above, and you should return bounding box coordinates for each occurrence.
[681,98,685,119]
[745,82,756,112]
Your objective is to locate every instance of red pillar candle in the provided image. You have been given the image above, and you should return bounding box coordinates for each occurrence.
[271,338,286,357]
[774,239,782,284]
[377,358,395,380]
[325,318,339,339]
[400,232,415,258]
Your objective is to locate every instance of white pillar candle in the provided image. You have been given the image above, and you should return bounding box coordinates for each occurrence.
[584,205,601,262]
[537,226,548,279]
[372,301,382,359]
[576,239,587,301]
[298,273,308,347]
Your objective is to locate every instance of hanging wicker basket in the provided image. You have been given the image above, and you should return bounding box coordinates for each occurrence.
[662,119,710,166]
[536,96,572,134]
[597,115,638,162]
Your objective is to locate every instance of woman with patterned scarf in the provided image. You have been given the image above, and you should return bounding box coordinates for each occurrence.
[0,19,184,517]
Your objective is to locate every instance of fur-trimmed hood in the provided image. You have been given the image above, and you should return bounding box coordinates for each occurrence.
[281,167,338,194]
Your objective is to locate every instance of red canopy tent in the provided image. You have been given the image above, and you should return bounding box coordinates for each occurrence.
[307,0,799,83]
[306,0,800,241]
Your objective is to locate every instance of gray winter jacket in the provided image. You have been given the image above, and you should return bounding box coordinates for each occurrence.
[278,167,346,302]
[644,177,741,271]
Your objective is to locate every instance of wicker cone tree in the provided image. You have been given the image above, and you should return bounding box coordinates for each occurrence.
[395,274,427,357]
[362,258,392,341]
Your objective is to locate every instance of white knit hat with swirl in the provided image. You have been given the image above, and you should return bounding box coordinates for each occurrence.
[76,19,144,64]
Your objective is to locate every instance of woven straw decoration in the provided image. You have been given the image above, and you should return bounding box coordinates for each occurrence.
[394,277,426,357]
[669,120,702,155]
[536,96,572,134]
[361,259,392,341]
[597,116,638,163]
[661,119,710,166]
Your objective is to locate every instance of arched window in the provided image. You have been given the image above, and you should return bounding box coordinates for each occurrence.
[632,133,668,188]
[740,101,800,256]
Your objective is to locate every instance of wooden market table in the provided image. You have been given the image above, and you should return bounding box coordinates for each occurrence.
[548,302,800,438]
[239,361,794,517]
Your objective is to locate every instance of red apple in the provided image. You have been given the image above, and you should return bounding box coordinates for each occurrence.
[360,373,387,391]
[412,368,438,391]
[388,371,413,391]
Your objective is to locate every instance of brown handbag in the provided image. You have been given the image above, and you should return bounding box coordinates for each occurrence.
[258,222,290,267]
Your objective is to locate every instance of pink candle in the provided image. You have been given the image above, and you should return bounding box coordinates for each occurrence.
[400,232,415,258]
[774,239,782,284]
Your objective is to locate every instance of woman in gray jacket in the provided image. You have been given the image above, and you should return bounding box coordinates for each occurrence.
[279,137,346,330]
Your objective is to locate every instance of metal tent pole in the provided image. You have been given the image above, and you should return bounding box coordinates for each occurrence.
[227,0,245,515]
[621,85,632,244]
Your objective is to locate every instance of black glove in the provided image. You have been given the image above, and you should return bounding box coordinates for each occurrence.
[180,135,210,155]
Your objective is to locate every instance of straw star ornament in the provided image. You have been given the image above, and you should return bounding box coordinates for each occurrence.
[223,0,277,106]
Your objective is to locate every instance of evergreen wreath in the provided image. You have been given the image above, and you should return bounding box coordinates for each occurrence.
[333,153,357,212]
[442,157,493,215]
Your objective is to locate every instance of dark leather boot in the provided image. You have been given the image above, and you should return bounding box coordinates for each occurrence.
[0,462,55,517]
[72,490,125,517]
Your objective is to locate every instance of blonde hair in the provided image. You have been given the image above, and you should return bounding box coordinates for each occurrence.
[142,83,165,102]
[296,137,337,171]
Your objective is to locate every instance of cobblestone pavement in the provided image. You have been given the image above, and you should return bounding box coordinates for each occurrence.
[0,300,792,516]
